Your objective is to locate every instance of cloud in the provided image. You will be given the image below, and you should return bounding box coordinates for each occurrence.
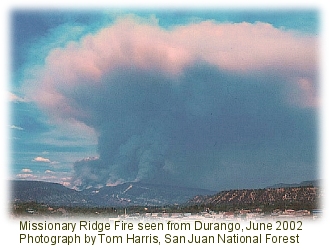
[40,171,72,184]
[32,156,60,166]
[10,125,24,130]
[15,170,72,185]
[32,156,51,163]
[15,173,37,180]
[26,17,317,121]
[8,92,26,103]
[21,168,32,173]
[24,17,318,190]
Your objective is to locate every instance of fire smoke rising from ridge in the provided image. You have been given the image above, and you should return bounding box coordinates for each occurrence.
[25,17,318,190]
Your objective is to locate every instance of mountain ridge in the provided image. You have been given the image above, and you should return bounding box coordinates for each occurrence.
[266,180,320,189]
[10,179,320,208]
[10,180,216,207]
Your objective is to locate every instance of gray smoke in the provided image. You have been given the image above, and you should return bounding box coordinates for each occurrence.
[25,19,317,191]
[69,65,317,190]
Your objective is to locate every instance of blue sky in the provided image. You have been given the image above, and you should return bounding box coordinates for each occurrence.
[9,9,319,191]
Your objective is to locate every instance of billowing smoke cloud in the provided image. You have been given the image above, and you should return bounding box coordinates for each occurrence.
[25,17,318,190]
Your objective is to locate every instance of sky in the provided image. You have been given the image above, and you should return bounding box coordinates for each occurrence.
[8,8,319,191]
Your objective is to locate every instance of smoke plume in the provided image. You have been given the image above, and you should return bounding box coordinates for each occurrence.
[25,17,318,190]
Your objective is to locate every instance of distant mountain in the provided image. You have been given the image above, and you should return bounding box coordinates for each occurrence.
[81,182,216,207]
[10,180,216,207]
[266,180,320,189]
[11,179,320,209]
[11,180,87,206]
